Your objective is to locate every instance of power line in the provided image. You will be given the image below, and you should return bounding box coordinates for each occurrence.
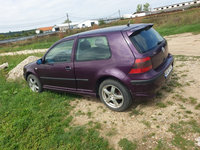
[0,10,123,30]
[0,16,66,26]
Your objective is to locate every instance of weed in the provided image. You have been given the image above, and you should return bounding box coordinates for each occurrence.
[185,110,192,114]
[181,74,187,77]
[189,97,197,104]
[129,108,143,116]
[175,94,188,103]
[195,103,200,110]
[161,85,173,92]
[166,101,174,105]
[87,111,93,118]
[154,139,169,150]
[156,102,167,108]
[155,91,163,98]
[142,133,155,143]
[184,82,190,86]
[75,110,85,116]
[94,122,102,130]
[172,134,195,150]
[169,120,200,135]
[106,128,118,137]
[179,104,186,109]
[141,120,151,128]
[118,138,137,150]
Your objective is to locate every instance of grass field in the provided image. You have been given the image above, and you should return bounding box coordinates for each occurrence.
[0,55,113,150]
[0,8,200,53]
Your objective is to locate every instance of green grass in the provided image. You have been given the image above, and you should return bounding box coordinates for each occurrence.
[154,140,169,150]
[169,120,200,150]
[156,102,167,108]
[106,128,118,137]
[0,55,112,150]
[0,35,59,53]
[0,54,44,73]
[118,138,137,150]
[156,23,200,36]
[172,135,195,150]
[189,97,197,104]
[195,103,200,110]
[129,108,143,116]
[141,120,151,128]
[0,75,112,149]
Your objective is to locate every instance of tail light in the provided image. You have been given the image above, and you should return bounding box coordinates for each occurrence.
[129,57,152,74]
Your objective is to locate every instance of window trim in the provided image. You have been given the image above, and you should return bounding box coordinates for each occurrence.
[44,39,75,64]
[75,35,112,62]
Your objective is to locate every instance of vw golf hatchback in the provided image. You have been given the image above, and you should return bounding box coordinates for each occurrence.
[24,24,174,111]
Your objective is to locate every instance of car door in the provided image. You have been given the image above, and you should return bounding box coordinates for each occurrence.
[74,35,111,92]
[37,39,76,90]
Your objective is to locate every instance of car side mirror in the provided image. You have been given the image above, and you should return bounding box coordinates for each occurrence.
[36,59,43,65]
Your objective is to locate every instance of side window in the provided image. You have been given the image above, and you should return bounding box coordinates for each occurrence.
[76,36,111,61]
[45,40,74,63]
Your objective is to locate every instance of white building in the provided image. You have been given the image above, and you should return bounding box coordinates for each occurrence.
[122,14,134,19]
[35,26,53,34]
[132,12,148,17]
[52,23,79,32]
[52,20,99,32]
[122,12,149,19]
[77,20,99,28]
[153,0,200,12]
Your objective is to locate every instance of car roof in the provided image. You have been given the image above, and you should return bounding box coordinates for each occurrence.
[63,23,153,40]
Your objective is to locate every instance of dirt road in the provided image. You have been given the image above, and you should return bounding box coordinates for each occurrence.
[0,49,47,56]
[165,33,200,56]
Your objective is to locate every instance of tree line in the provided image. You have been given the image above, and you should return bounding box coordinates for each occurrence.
[136,3,150,12]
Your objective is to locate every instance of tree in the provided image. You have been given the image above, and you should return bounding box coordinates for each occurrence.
[64,19,71,24]
[98,19,106,26]
[143,3,150,12]
[136,4,142,13]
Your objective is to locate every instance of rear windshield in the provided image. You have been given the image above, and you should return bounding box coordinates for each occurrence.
[129,27,164,53]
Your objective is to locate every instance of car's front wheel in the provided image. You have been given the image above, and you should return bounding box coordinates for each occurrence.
[99,79,132,112]
[27,74,42,92]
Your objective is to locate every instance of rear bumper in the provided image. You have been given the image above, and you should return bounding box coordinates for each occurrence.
[128,54,174,97]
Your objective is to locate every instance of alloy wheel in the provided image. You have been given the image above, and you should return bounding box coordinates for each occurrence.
[28,77,40,92]
[102,85,124,109]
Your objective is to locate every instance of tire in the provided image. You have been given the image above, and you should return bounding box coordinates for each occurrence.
[27,74,42,93]
[99,79,132,112]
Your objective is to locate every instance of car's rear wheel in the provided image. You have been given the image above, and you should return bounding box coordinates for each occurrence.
[27,74,42,92]
[99,79,132,111]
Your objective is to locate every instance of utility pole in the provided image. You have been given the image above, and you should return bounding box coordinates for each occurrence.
[118,10,121,19]
[66,13,71,30]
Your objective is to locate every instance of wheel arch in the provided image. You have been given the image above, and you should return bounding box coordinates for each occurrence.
[95,75,127,97]
[25,71,38,81]
[25,72,33,80]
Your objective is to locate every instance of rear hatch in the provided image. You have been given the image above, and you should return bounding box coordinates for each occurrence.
[129,25,169,70]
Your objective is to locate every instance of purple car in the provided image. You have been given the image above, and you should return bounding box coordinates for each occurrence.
[24,24,173,111]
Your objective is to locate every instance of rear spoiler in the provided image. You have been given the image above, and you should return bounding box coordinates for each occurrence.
[126,24,154,36]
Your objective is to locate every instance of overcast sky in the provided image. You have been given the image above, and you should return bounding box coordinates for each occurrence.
[0,0,188,32]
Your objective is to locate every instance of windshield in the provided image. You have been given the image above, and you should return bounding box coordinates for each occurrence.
[129,27,164,53]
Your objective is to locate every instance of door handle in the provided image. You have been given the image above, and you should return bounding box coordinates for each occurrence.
[65,66,71,71]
